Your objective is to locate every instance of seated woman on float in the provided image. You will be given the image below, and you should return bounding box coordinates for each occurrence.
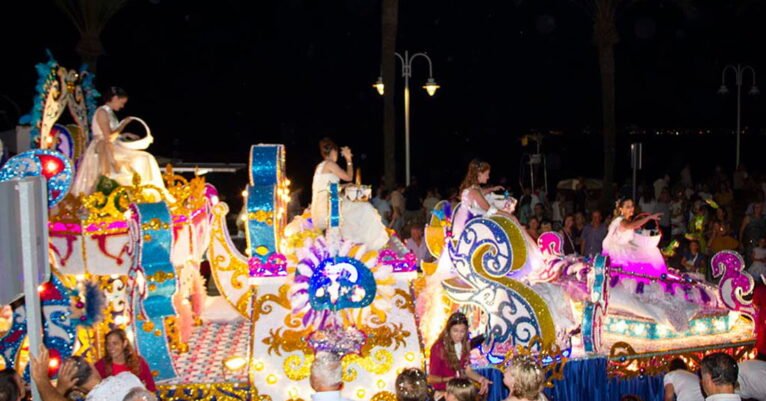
[309,138,389,250]
[602,198,666,276]
[71,87,168,200]
[451,159,514,237]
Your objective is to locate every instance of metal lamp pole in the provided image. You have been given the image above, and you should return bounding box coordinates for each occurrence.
[374,51,439,186]
[719,64,759,169]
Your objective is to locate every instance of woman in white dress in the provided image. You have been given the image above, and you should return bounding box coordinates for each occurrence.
[602,198,666,276]
[71,87,166,197]
[310,138,389,250]
[451,159,508,236]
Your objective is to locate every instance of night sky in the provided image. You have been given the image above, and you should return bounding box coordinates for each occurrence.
[3,0,766,202]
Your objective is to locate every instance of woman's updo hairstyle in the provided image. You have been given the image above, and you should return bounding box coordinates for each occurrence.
[319,137,339,158]
[106,86,128,100]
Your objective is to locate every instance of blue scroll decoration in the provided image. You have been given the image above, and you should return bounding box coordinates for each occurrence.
[127,202,178,381]
[0,149,73,207]
[246,144,285,261]
[328,182,340,229]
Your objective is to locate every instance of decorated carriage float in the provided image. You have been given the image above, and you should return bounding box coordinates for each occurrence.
[0,54,215,393]
[420,198,759,400]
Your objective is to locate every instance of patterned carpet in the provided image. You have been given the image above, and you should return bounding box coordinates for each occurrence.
[162,319,251,385]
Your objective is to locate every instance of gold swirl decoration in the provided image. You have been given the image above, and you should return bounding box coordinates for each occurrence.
[265,322,410,359]
[283,354,313,381]
[264,327,313,357]
[393,288,415,314]
[252,284,292,322]
[607,340,757,378]
[282,348,395,382]
[343,349,394,381]
[156,382,264,401]
[207,202,252,317]
[162,164,208,217]
[78,174,169,234]
[370,392,397,401]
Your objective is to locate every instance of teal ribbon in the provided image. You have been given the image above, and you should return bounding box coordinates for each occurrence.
[246,144,284,260]
[128,202,177,381]
[328,182,340,228]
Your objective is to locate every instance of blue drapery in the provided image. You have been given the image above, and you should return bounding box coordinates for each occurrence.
[476,358,664,401]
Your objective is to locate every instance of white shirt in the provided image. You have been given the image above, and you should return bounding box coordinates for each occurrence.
[311,390,353,401]
[706,394,741,401]
[85,372,145,401]
[737,360,766,401]
[664,370,705,401]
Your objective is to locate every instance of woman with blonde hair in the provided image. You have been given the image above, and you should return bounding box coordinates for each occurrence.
[445,378,478,401]
[502,356,548,401]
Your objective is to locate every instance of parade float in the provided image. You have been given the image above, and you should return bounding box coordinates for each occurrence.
[0,53,760,401]
[0,53,214,391]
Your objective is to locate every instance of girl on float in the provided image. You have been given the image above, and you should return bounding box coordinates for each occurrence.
[601,197,666,276]
[451,159,510,237]
[71,87,166,197]
[309,137,389,250]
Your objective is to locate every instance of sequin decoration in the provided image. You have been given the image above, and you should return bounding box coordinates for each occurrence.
[127,202,178,380]
[442,215,556,360]
[156,382,256,401]
[711,250,756,319]
[0,149,73,207]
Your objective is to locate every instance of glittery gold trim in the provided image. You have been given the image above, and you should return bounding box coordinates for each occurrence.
[156,382,264,401]
[607,340,756,378]
[264,327,313,356]
[208,202,251,318]
[247,210,274,226]
[370,391,397,401]
[252,285,292,322]
[393,288,415,314]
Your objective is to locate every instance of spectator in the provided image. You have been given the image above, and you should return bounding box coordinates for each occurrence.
[502,355,548,401]
[404,177,425,226]
[681,240,706,276]
[581,210,607,257]
[733,164,748,199]
[550,192,566,230]
[95,328,156,391]
[656,189,672,245]
[670,190,687,238]
[445,378,476,401]
[540,220,553,234]
[30,347,145,401]
[574,212,586,249]
[533,203,547,223]
[699,353,740,401]
[526,217,541,242]
[739,203,766,265]
[737,354,766,401]
[713,183,734,218]
[423,188,441,219]
[639,188,657,214]
[395,368,431,401]
[390,184,406,235]
[122,387,158,401]
[560,215,578,255]
[748,237,766,280]
[0,368,23,401]
[406,226,431,263]
[708,222,739,257]
[373,188,392,227]
[310,351,351,401]
[663,358,704,401]
[654,173,670,200]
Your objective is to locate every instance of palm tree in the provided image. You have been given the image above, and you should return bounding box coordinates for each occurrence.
[575,0,620,206]
[381,0,399,188]
[52,0,130,72]
[576,0,695,206]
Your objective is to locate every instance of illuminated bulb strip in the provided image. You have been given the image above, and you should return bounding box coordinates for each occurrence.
[604,314,733,340]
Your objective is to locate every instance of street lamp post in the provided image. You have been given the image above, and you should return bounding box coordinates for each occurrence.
[374,50,439,186]
[718,64,759,169]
